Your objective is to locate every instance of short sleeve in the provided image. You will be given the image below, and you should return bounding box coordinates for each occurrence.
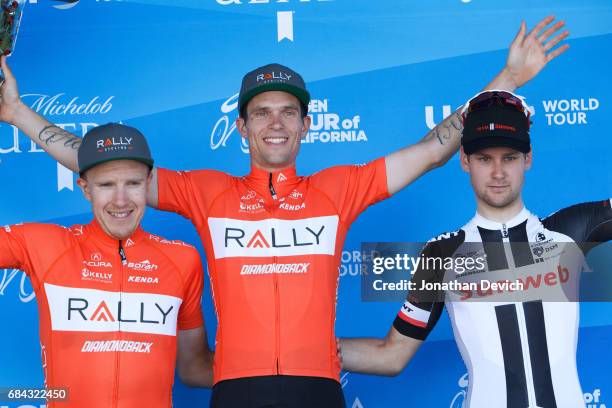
[310,157,390,224]
[0,223,32,273]
[392,240,446,340]
[177,248,205,330]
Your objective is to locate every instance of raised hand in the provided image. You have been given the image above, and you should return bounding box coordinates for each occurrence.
[0,55,23,124]
[505,16,570,88]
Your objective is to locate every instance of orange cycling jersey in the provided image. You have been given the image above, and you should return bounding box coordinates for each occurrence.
[158,158,389,384]
[0,221,204,408]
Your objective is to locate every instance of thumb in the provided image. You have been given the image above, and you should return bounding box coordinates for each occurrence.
[510,21,526,47]
[1,55,16,85]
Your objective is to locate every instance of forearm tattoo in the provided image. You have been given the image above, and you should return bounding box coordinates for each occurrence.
[427,111,463,146]
[38,125,82,150]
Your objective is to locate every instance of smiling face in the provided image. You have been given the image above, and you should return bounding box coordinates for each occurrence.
[461,146,532,214]
[236,91,311,171]
[77,160,151,240]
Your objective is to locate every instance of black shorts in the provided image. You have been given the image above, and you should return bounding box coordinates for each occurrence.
[210,375,346,408]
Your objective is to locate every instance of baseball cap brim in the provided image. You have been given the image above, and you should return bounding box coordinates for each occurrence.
[462,135,531,155]
[238,82,310,111]
[79,157,154,176]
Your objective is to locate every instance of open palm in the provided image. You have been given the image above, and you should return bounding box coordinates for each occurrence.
[506,16,570,88]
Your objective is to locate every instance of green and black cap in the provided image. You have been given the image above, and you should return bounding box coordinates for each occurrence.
[78,123,154,176]
[238,63,310,114]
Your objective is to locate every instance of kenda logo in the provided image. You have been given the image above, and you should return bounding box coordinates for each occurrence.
[541,97,599,126]
[208,216,338,259]
[128,275,159,284]
[304,99,368,144]
[21,93,114,116]
[44,283,181,336]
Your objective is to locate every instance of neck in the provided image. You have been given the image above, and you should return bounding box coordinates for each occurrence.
[476,196,525,223]
[251,160,296,173]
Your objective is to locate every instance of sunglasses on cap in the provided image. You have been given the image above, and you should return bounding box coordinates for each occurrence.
[461,90,531,120]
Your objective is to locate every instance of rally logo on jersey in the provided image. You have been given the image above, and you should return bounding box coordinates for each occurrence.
[44,283,182,336]
[208,216,339,259]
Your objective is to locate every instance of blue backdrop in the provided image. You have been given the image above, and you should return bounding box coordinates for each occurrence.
[1,1,611,407]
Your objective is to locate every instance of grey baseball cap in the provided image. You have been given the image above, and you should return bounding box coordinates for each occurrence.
[78,123,154,175]
[238,63,310,113]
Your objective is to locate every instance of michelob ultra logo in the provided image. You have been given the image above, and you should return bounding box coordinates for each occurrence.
[208,216,339,259]
[44,283,182,336]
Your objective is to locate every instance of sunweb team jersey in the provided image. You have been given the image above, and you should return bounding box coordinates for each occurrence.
[157,158,389,384]
[393,200,612,408]
[0,221,204,408]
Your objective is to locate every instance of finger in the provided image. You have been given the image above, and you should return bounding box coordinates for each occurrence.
[510,21,526,47]
[526,15,555,40]
[538,20,565,43]
[0,55,15,84]
[544,30,570,52]
[546,44,570,62]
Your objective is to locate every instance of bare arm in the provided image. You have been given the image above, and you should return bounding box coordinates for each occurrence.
[340,327,423,376]
[0,57,80,171]
[0,56,161,206]
[385,16,570,195]
[176,326,214,387]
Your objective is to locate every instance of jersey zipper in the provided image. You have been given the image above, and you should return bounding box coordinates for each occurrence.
[113,240,127,407]
[269,173,281,374]
[501,224,539,408]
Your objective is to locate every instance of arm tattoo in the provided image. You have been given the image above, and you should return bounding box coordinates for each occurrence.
[38,125,82,150]
[425,111,463,146]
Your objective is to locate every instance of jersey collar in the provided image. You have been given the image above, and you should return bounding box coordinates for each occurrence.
[245,164,301,199]
[85,219,146,248]
[471,207,532,230]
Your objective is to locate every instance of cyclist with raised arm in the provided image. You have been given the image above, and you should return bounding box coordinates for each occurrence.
[0,124,213,407]
[340,90,612,408]
[0,16,569,407]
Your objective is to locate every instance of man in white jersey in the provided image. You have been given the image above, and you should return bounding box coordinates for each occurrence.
[340,90,612,408]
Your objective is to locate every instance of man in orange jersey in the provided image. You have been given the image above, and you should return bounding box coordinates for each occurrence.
[0,123,213,407]
[0,16,568,407]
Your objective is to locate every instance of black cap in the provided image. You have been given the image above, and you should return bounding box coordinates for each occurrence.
[462,101,531,155]
[78,123,154,175]
[238,63,310,114]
